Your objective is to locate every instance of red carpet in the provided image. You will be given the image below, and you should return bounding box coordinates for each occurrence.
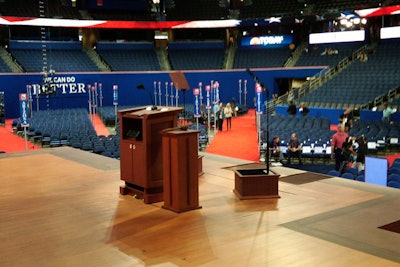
[0,114,109,153]
[206,110,260,162]
[90,114,110,136]
[386,154,400,167]
[0,119,40,153]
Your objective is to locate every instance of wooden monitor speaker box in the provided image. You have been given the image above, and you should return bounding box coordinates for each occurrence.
[161,128,202,213]
[233,169,280,200]
[118,106,183,204]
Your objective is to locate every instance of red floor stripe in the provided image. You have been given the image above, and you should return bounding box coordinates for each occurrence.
[0,119,40,153]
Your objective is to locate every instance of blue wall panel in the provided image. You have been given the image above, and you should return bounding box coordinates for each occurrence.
[1,67,322,118]
[276,105,344,125]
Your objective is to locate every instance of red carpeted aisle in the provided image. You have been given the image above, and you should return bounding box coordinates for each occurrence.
[0,119,40,153]
[0,114,110,153]
[90,114,110,137]
[206,109,260,162]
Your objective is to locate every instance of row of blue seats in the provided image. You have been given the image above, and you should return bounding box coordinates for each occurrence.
[23,108,121,159]
[327,159,400,189]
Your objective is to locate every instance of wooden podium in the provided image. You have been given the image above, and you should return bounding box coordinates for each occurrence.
[161,128,201,213]
[118,106,183,204]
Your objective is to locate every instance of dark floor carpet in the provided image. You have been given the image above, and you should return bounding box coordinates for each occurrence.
[279,172,332,185]
[282,163,336,176]
[378,220,400,234]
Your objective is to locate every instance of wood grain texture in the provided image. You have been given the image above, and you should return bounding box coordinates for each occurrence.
[0,147,399,267]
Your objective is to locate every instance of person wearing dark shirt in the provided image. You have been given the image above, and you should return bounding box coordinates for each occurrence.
[299,102,310,116]
[215,103,225,132]
[287,101,297,116]
[287,133,302,165]
[268,136,284,163]
[340,136,355,173]
[339,108,353,132]
[352,136,367,173]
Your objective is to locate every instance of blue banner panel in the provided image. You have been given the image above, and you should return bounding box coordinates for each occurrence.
[19,93,29,126]
[113,85,118,105]
[193,88,201,118]
[240,35,293,48]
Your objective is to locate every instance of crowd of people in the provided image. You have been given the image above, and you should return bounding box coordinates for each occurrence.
[200,101,237,132]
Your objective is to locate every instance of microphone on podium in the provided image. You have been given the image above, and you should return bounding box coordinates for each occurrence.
[136,84,157,110]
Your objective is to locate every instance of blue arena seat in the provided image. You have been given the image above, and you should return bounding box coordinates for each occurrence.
[387,180,400,189]
[328,170,340,177]
[388,173,400,182]
[341,172,355,180]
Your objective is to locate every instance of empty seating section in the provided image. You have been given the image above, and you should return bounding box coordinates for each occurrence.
[312,0,381,14]
[166,0,226,20]
[12,49,99,72]
[10,41,99,72]
[89,9,152,21]
[168,41,225,70]
[296,42,364,68]
[0,0,81,19]
[27,108,120,158]
[327,158,400,186]
[389,97,400,111]
[299,40,400,108]
[239,0,302,19]
[349,120,400,149]
[233,47,292,69]
[96,42,160,71]
[98,105,137,126]
[0,60,11,72]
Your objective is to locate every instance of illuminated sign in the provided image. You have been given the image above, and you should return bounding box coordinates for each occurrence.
[241,35,293,48]
[381,26,400,39]
[309,30,365,44]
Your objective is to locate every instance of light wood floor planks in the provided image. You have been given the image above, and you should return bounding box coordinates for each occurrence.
[1,147,400,267]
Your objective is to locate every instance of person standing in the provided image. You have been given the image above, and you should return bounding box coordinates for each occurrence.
[339,108,353,132]
[287,101,297,116]
[212,102,220,131]
[224,103,233,131]
[199,104,207,125]
[215,103,225,132]
[331,124,349,171]
[287,133,302,164]
[352,136,368,173]
[231,97,237,117]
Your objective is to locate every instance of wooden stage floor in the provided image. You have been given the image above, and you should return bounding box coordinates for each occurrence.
[1,147,400,267]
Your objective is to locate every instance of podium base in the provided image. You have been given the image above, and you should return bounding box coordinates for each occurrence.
[120,183,163,204]
[162,204,202,213]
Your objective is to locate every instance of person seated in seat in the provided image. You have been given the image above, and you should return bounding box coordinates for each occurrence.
[268,136,284,163]
[287,133,302,164]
